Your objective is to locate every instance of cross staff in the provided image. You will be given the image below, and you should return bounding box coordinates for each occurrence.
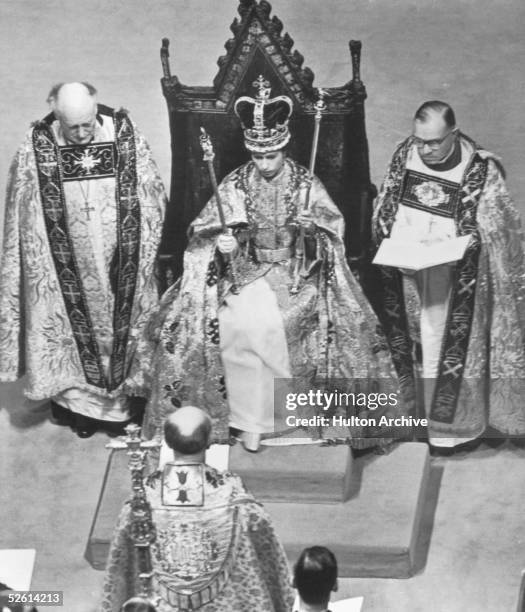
[106,425,161,602]
[291,89,327,294]
[199,127,239,294]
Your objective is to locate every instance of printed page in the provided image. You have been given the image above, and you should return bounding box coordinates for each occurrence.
[373,235,472,270]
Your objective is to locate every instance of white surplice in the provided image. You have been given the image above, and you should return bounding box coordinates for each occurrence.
[390,142,476,447]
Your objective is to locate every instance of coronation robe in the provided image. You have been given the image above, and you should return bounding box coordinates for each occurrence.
[373,133,525,444]
[133,158,404,443]
[101,463,294,612]
[0,105,166,420]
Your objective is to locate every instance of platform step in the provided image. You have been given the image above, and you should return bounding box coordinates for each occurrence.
[85,442,431,578]
[84,450,130,570]
[229,442,353,503]
[265,442,431,577]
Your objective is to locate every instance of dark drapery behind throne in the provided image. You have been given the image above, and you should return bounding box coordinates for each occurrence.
[159,0,376,288]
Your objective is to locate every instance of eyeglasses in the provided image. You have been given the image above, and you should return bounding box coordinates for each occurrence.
[412,129,458,150]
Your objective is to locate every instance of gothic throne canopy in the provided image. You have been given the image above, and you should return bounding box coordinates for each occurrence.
[159,0,375,285]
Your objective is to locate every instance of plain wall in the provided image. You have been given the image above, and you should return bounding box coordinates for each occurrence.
[1,0,524,250]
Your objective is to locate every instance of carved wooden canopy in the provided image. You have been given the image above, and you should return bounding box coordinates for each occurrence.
[159,0,375,284]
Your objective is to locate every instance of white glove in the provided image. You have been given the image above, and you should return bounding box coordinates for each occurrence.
[217,233,239,255]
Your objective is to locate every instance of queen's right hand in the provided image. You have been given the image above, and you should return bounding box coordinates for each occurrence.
[217,233,239,256]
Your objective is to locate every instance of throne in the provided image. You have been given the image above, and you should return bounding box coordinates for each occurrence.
[158,0,376,286]
[85,0,432,582]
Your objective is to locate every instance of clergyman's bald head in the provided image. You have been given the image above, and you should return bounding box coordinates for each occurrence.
[49,82,97,118]
[164,406,212,455]
[48,82,98,145]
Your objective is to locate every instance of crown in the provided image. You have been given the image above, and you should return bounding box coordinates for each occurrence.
[234,76,293,153]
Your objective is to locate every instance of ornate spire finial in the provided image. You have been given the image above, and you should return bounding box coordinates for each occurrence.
[349,40,362,85]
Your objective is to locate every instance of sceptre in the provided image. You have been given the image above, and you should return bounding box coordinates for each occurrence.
[199,127,239,294]
[291,89,327,294]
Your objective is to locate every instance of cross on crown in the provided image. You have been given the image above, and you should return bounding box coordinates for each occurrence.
[252,75,271,101]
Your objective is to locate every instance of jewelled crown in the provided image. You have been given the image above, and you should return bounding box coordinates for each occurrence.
[234,76,293,153]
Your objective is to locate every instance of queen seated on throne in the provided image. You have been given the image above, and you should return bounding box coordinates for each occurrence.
[131,76,406,451]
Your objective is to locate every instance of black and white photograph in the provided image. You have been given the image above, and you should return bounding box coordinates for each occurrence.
[1,1,525,610]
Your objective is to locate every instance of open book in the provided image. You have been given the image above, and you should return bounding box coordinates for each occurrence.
[372,235,472,271]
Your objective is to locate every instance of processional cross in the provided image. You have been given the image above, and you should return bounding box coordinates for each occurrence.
[106,424,161,602]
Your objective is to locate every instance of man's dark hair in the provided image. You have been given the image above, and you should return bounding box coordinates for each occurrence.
[294,546,338,605]
[164,412,211,455]
[121,596,157,612]
[414,100,456,128]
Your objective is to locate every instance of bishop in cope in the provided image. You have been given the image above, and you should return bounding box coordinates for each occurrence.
[0,82,166,437]
[373,101,525,449]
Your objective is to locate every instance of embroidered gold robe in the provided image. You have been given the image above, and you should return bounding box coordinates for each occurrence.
[132,158,404,443]
[373,133,525,443]
[100,464,294,612]
[0,106,166,418]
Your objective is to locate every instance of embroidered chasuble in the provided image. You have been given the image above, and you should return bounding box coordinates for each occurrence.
[101,464,294,612]
[0,105,166,419]
[132,158,406,445]
[373,133,525,444]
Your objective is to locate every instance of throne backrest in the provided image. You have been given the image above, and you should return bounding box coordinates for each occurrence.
[160,0,375,284]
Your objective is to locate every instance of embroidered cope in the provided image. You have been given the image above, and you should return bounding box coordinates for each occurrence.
[0,106,166,419]
[101,464,294,612]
